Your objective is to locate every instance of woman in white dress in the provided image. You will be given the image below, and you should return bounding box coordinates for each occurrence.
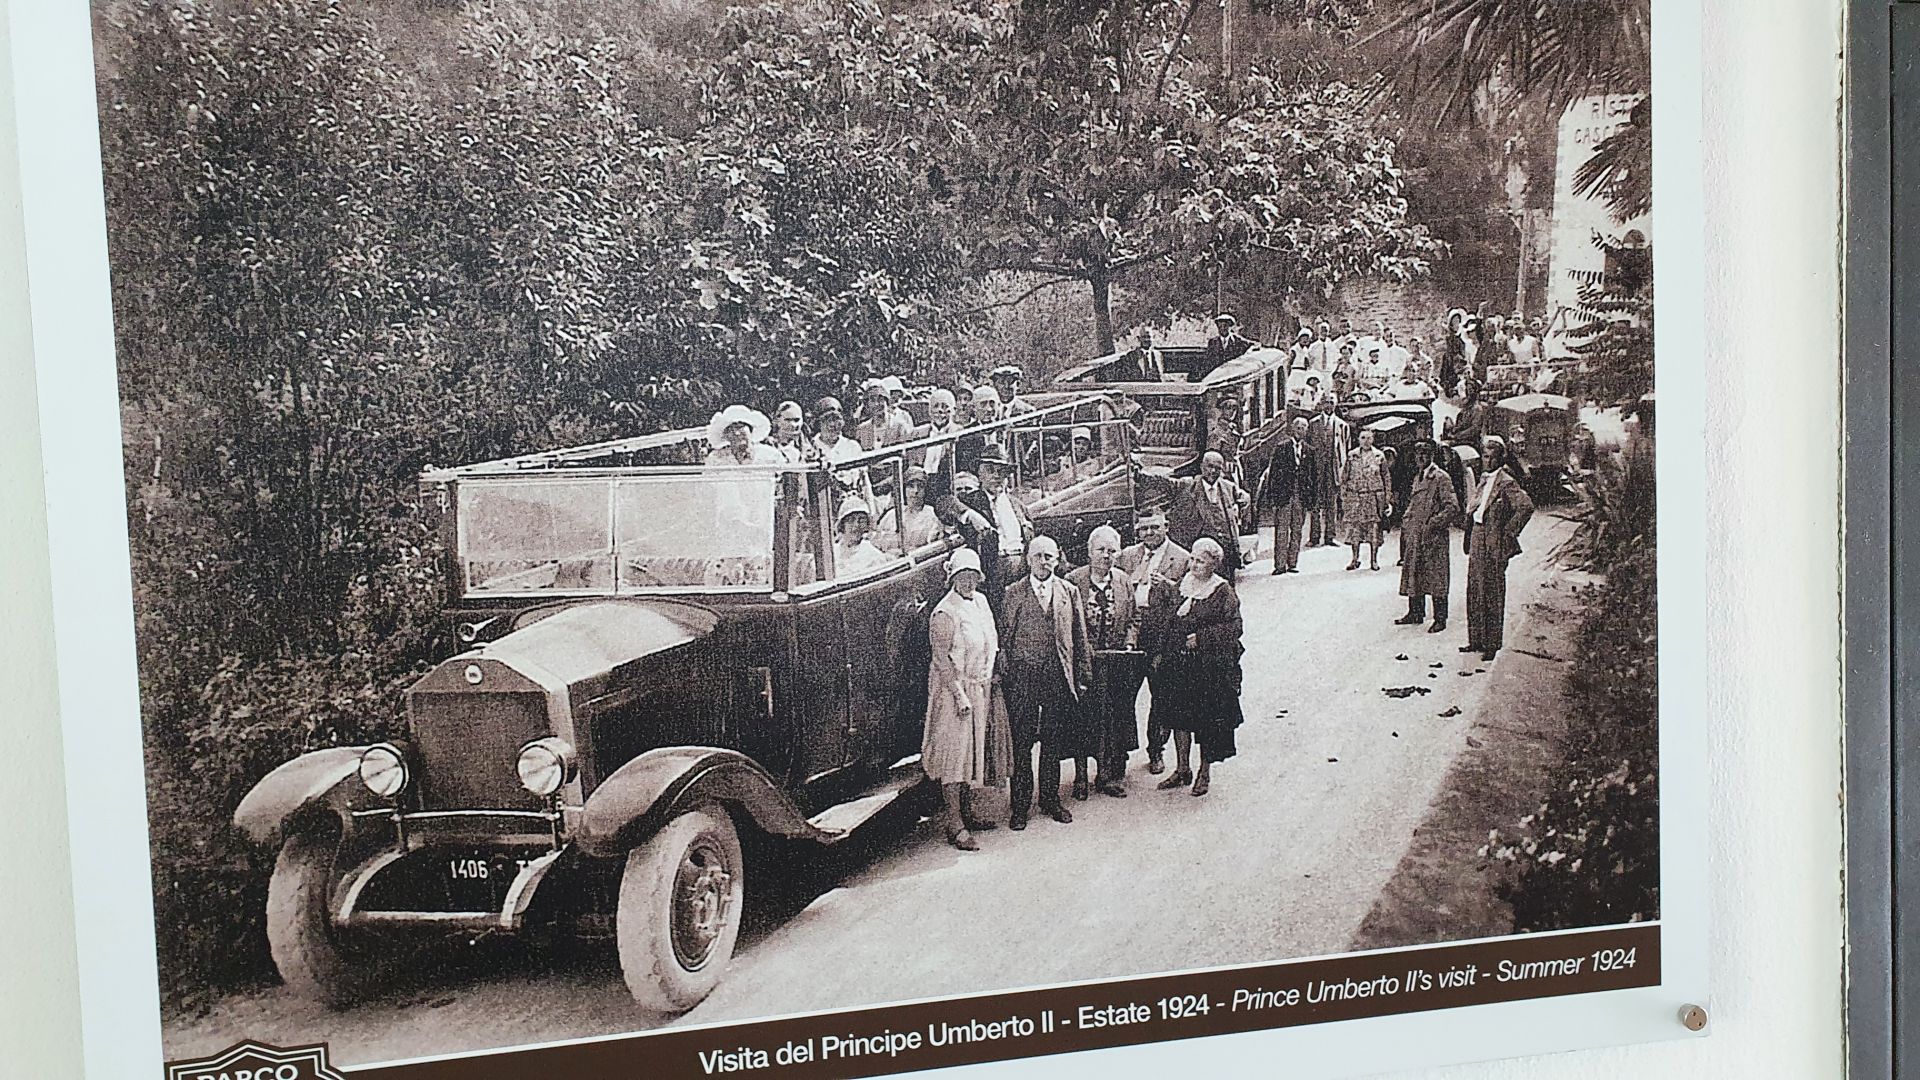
[923,548,1005,850]
[1340,427,1392,571]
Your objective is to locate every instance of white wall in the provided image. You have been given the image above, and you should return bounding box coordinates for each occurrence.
[0,0,1848,1076]
[1401,0,1850,1075]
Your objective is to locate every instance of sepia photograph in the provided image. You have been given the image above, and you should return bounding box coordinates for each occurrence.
[90,0,1661,1069]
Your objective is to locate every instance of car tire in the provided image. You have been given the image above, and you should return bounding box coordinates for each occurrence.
[616,805,745,1014]
[266,828,380,1009]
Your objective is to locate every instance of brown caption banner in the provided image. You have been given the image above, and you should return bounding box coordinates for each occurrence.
[347,925,1658,1079]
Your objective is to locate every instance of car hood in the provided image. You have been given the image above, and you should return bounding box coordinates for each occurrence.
[483,599,720,691]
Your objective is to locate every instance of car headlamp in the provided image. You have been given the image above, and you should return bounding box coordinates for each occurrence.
[516,737,577,798]
[358,743,410,799]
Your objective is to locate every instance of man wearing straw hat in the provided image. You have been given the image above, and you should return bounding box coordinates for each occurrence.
[1462,435,1535,661]
[704,404,783,466]
[989,365,1034,417]
[1198,313,1254,379]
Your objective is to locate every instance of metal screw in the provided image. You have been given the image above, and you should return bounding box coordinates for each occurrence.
[1679,1004,1708,1032]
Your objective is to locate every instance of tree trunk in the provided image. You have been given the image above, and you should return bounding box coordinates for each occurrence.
[1090,273,1116,355]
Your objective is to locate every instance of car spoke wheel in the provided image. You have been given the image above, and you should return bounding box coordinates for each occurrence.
[617,806,744,1014]
[266,828,384,1009]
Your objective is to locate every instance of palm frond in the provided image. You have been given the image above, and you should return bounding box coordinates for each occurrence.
[1571,105,1651,221]
[1363,0,1651,126]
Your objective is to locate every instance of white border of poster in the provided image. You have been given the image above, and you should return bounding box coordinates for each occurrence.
[5,0,1709,1074]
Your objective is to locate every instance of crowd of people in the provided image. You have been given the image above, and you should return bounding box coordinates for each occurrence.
[1252,401,1537,660]
[688,303,1552,850]
[1277,304,1556,404]
[702,365,1041,471]
[921,524,1245,851]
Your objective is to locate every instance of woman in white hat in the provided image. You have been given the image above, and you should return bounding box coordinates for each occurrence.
[923,548,1006,850]
[704,404,782,465]
[831,500,892,577]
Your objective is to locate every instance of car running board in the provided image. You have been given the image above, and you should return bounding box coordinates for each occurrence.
[805,758,929,840]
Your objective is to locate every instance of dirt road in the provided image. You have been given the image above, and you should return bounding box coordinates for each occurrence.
[164,515,1573,1068]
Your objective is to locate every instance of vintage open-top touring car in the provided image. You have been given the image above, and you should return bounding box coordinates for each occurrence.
[232,397,1137,1014]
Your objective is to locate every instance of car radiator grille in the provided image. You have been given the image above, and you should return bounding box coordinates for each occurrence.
[409,690,549,811]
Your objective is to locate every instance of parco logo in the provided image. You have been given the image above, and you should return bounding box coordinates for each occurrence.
[164,1040,344,1080]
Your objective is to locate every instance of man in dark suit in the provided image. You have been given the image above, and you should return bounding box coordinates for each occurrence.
[996,535,1093,829]
[1197,313,1255,379]
[1116,514,1189,774]
[930,469,1000,599]
[1261,416,1318,574]
[1305,394,1348,546]
[1167,450,1249,575]
[1066,525,1140,799]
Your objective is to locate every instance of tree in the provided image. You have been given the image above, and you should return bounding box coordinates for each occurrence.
[667,0,981,389]
[950,0,1439,352]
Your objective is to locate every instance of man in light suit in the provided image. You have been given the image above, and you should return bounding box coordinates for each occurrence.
[996,535,1093,829]
[1117,514,1189,774]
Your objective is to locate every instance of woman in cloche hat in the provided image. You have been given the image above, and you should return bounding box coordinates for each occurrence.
[922,547,1008,850]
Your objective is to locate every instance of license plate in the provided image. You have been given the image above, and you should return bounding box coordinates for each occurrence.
[441,851,520,911]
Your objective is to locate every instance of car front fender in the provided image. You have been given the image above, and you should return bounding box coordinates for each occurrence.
[576,747,831,858]
[233,746,369,848]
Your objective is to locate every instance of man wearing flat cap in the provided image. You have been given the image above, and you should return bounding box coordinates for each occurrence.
[989,365,1035,417]
[1199,313,1254,379]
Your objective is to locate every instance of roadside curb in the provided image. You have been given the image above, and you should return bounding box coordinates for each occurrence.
[1346,549,1593,952]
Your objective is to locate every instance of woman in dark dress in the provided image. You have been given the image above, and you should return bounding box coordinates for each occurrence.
[1146,537,1245,797]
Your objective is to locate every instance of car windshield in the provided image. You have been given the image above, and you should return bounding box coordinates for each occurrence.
[459,473,777,595]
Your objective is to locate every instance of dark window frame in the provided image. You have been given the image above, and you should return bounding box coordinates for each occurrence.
[1845,3,1916,1077]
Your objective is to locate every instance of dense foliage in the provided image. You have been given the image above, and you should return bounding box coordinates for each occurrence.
[1482,535,1659,931]
[958,0,1441,350]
